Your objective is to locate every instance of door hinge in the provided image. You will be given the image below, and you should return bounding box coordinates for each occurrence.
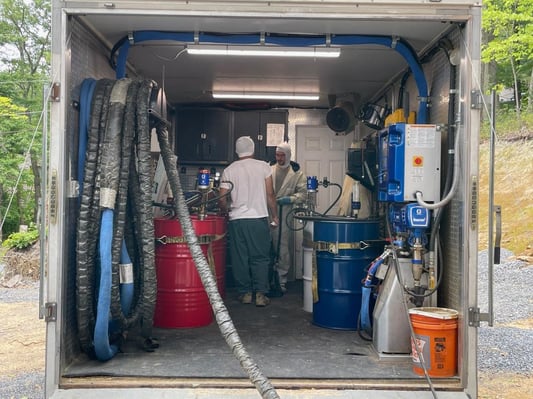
[471,89,493,110]
[45,302,57,322]
[50,82,61,102]
[468,307,489,327]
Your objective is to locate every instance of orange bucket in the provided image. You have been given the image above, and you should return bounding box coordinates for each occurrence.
[409,307,458,377]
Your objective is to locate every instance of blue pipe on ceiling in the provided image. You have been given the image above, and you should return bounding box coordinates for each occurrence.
[114,31,429,123]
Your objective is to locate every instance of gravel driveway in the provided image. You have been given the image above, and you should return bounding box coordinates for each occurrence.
[477,249,533,375]
[1,251,531,398]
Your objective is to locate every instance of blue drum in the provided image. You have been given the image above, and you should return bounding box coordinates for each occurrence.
[313,219,382,330]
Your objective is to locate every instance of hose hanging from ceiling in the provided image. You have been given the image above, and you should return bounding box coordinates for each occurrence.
[77,78,96,202]
[76,78,114,354]
[94,78,130,361]
[76,78,157,360]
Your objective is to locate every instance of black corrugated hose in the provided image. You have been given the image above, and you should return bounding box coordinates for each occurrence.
[155,121,280,399]
[76,78,157,358]
[76,78,114,354]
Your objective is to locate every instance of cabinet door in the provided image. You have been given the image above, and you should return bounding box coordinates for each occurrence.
[233,111,261,161]
[233,110,288,162]
[202,110,231,162]
[176,109,231,164]
[176,109,203,162]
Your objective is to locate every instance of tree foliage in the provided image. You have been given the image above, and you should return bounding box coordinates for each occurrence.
[0,0,50,104]
[0,96,34,238]
[482,0,533,116]
[0,0,50,239]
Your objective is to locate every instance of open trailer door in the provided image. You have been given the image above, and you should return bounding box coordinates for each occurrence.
[45,1,484,398]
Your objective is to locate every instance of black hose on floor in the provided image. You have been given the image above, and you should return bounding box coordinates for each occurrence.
[155,122,280,399]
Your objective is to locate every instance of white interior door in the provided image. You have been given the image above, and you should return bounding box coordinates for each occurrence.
[296,125,353,214]
[291,126,353,281]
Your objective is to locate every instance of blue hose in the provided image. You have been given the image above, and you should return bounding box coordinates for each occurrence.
[115,41,130,79]
[78,78,96,200]
[112,32,428,123]
[94,209,119,361]
[360,256,386,335]
[331,35,428,123]
[360,286,374,335]
[93,79,130,361]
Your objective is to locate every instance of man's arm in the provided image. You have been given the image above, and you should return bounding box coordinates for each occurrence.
[292,171,308,204]
[218,187,230,214]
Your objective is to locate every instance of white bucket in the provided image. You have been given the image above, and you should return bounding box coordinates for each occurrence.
[302,246,313,313]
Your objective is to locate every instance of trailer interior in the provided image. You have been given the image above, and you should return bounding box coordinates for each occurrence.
[48,2,481,397]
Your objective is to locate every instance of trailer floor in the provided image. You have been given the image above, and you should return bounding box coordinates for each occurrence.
[65,280,418,380]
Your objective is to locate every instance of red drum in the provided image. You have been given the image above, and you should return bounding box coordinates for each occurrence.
[154,215,226,328]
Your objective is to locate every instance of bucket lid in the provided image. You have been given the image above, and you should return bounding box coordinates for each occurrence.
[408,307,458,320]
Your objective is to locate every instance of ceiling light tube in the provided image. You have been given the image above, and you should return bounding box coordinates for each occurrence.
[187,44,340,58]
[212,92,320,101]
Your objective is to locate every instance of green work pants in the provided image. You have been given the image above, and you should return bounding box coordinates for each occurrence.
[228,218,271,294]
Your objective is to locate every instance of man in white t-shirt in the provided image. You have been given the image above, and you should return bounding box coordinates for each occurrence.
[219,136,279,307]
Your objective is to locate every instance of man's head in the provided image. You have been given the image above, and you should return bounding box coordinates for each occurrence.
[275,142,291,169]
[235,136,255,158]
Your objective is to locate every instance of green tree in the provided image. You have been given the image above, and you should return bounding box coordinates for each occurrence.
[0,96,34,240]
[0,0,51,237]
[482,0,533,118]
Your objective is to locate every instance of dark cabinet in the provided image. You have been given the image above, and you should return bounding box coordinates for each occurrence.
[233,110,288,162]
[175,108,287,164]
[176,109,231,164]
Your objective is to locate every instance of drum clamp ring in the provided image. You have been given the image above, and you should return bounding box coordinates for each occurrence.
[313,240,370,254]
[155,234,216,245]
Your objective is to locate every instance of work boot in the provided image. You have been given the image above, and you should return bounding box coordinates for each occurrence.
[255,292,270,307]
[239,292,252,304]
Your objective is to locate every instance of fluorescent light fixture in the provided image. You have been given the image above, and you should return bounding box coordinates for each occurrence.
[212,91,320,101]
[187,44,340,58]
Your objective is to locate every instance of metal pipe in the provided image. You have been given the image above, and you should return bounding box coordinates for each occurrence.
[39,83,49,320]
[487,90,496,327]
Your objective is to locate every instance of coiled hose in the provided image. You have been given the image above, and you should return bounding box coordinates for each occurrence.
[76,78,114,354]
[94,78,130,361]
[76,78,157,360]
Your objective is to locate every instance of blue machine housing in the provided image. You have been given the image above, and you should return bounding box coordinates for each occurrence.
[378,123,441,203]
[378,124,404,202]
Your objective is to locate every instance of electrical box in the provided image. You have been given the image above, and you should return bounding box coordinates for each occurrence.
[378,124,441,202]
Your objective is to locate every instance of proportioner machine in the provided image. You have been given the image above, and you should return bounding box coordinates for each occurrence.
[357,123,442,355]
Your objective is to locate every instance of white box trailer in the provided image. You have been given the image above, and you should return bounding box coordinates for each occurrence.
[45,1,488,398]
